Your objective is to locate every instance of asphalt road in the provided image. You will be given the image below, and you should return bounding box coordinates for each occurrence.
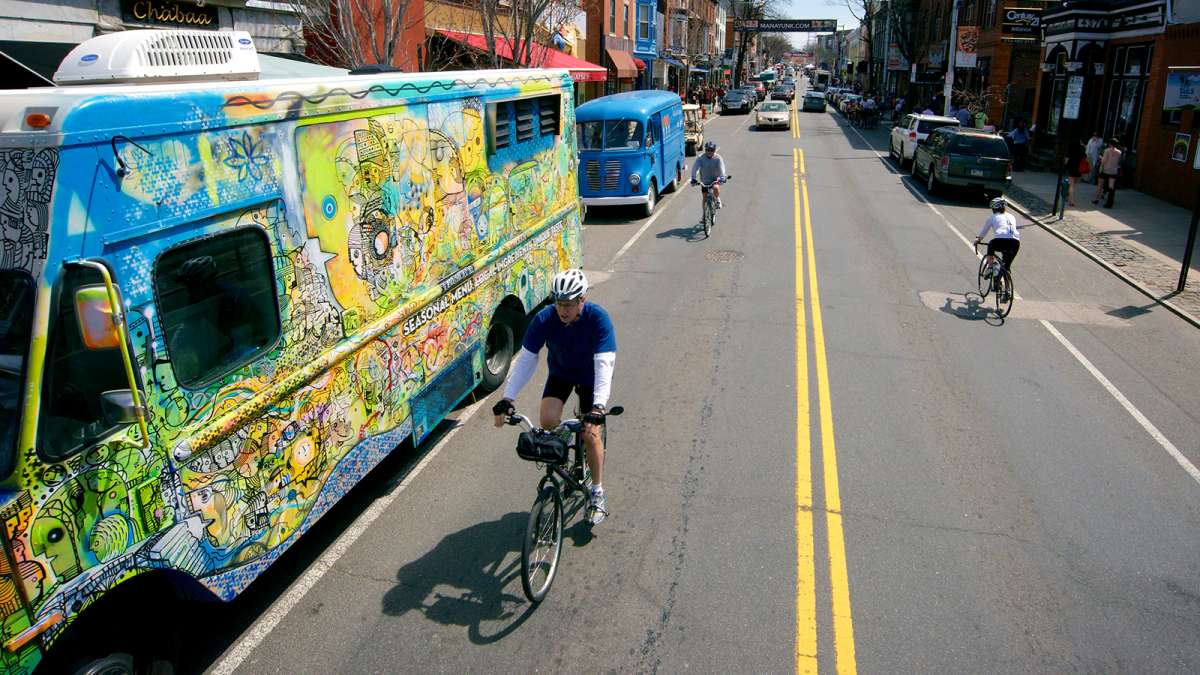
[195,84,1200,674]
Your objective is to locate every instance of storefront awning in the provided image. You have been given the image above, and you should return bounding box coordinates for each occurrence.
[606,48,639,79]
[632,56,647,70]
[661,56,685,70]
[689,67,709,74]
[437,30,607,82]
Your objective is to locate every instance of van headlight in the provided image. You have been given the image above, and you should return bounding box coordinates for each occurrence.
[629,173,641,186]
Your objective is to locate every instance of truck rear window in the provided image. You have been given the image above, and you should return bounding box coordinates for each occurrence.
[950,136,1011,157]
[917,120,959,134]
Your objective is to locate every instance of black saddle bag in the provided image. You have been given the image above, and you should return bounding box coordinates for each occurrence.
[516,429,569,464]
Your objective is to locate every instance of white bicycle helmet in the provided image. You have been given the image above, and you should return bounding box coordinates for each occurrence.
[990,196,1007,212]
[551,269,588,301]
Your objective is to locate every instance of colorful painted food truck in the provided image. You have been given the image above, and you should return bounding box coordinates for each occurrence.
[0,29,581,672]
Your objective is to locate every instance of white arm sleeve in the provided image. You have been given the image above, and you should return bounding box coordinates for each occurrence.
[502,347,539,402]
[592,352,616,408]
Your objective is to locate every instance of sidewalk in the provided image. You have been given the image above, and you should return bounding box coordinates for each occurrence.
[1005,169,1200,326]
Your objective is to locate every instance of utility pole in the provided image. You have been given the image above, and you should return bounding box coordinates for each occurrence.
[943,0,960,117]
[882,0,893,95]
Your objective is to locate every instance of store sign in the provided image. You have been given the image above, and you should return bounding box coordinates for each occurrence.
[733,19,837,32]
[1063,75,1084,119]
[956,26,979,68]
[1003,8,1042,35]
[120,0,218,27]
[1164,68,1200,112]
[1066,61,1082,72]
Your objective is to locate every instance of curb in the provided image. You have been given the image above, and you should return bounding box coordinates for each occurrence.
[1006,198,1200,330]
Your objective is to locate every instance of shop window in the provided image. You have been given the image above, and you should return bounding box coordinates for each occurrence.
[155,227,280,388]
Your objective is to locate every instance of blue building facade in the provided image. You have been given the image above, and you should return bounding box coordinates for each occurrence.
[633,0,658,89]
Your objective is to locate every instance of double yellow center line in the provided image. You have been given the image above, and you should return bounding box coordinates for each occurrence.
[793,144,858,674]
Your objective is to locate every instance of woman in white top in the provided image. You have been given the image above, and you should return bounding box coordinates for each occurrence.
[975,197,1020,299]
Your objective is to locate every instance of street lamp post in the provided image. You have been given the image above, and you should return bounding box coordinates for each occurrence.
[943,0,960,117]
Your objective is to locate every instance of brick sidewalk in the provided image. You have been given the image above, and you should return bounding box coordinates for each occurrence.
[1006,177,1200,327]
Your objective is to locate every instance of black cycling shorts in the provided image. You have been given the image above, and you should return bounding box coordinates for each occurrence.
[987,237,1020,269]
[542,374,594,414]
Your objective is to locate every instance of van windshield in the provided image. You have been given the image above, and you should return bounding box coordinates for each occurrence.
[577,120,644,150]
[0,271,34,472]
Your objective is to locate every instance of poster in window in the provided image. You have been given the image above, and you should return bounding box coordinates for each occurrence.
[1163,69,1200,112]
[1172,133,1191,163]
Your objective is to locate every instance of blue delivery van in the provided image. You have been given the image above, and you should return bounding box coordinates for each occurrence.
[576,91,686,216]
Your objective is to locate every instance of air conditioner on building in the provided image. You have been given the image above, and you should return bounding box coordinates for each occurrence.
[53,30,261,85]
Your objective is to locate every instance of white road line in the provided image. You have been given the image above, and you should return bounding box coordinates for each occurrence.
[210,395,492,675]
[606,182,692,269]
[846,111,1196,485]
[1040,319,1200,486]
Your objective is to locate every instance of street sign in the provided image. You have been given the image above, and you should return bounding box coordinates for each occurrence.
[733,19,838,32]
[1062,75,1084,119]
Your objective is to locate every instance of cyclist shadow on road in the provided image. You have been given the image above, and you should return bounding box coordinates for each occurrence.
[380,511,537,643]
[939,292,1006,325]
[655,225,707,243]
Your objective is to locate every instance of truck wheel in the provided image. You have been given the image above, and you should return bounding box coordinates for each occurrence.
[480,309,518,392]
[642,180,657,217]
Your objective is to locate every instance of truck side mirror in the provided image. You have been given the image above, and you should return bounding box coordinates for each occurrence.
[100,389,144,426]
[74,284,122,349]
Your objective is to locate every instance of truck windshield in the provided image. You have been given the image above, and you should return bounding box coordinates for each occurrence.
[577,120,644,150]
[0,271,34,473]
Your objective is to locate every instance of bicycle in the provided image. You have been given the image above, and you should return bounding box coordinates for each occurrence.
[505,405,624,603]
[692,175,732,238]
[974,241,1015,318]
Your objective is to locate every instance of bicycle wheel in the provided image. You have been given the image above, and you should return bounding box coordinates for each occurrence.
[702,197,712,238]
[995,268,1014,318]
[521,485,563,603]
[976,257,991,298]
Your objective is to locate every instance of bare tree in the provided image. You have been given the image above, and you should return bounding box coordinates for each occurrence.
[843,0,880,90]
[723,0,786,87]
[291,0,425,69]
[760,33,792,64]
[479,0,583,69]
[885,0,932,71]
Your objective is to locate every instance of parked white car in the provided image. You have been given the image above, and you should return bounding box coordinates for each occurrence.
[889,114,961,168]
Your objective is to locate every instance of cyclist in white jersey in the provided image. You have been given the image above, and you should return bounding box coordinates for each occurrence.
[975,197,1020,300]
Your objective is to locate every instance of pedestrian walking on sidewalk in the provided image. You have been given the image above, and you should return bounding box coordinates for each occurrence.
[1093,138,1123,208]
[1010,119,1031,171]
[1085,131,1104,184]
[1065,138,1086,207]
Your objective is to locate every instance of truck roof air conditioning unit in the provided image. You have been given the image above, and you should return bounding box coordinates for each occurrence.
[53,30,261,85]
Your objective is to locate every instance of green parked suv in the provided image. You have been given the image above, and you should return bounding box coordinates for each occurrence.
[913,127,1013,200]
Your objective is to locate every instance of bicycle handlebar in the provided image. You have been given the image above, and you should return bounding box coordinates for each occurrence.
[692,175,732,188]
[505,406,625,433]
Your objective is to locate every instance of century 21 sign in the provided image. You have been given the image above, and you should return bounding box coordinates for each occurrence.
[1003,8,1042,35]
[120,0,218,27]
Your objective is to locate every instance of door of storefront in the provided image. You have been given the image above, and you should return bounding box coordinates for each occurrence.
[1102,43,1153,150]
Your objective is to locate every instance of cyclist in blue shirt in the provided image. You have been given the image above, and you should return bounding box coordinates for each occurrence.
[492,269,617,525]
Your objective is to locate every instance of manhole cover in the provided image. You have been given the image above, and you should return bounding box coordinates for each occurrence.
[705,250,744,263]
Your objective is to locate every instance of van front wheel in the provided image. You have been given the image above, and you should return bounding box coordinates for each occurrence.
[642,180,657,217]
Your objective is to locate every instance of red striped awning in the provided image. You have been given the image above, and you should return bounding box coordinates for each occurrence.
[436,30,607,82]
